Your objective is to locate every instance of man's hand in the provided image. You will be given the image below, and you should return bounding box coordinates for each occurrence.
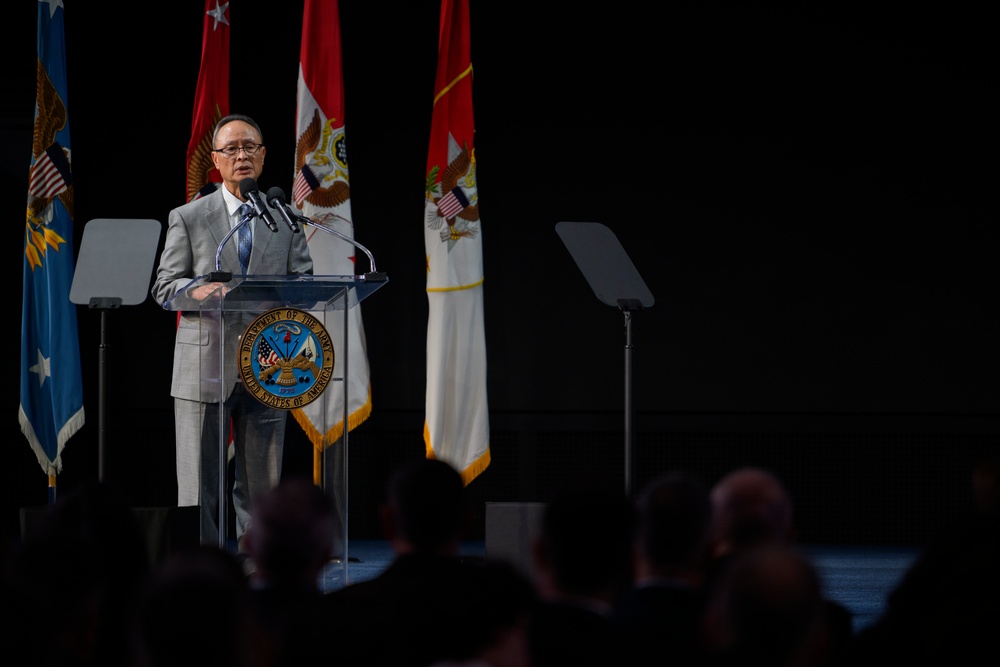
[189,282,229,300]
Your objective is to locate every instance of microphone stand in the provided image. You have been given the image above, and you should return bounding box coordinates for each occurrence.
[202,208,258,548]
[209,209,255,282]
[296,214,384,280]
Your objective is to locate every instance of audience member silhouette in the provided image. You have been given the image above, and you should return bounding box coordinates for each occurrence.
[243,475,338,588]
[705,466,854,666]
[129,544,259,667]
[241,475,339,666]
[971,453,1000,514]
[428,558,540,667]
[16,457,989,666]
[842,454,1000,664]
[614,469,713,666]
[528,474,635,667]
[323,457,477,666]
[707,465,796,561]
[700,542,827,667]
[1,506,37,663]
[7,481,150,667]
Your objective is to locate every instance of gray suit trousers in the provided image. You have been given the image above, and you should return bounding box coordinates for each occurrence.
[175,384,286,548]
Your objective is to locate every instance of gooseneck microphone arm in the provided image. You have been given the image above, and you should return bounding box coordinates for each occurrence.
[296,214,379,276]
[265,186,381,277]
[212,206,255,276]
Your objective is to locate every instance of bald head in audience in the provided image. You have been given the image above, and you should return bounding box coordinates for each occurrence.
[709,466,795,559]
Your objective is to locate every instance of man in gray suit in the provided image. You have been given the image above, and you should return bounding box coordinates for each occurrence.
[151,114,313,550]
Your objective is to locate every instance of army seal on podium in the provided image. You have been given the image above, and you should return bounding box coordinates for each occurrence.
[238,307,335,410]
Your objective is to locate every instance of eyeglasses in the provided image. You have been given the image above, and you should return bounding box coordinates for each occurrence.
[212,143,264,158]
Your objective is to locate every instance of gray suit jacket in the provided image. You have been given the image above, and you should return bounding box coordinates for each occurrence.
[151,187,313,402]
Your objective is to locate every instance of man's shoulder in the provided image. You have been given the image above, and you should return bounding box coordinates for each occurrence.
[173,189,223,216]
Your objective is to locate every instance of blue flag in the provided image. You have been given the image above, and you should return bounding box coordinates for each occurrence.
[20,1,85,481]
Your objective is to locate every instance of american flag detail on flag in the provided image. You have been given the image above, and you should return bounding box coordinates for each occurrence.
[257,338,279,368]
[291,163,320,209]
[436,187,469,219]
[29,143,72,200]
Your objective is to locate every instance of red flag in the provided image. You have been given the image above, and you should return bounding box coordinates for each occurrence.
[291,0,374,461]
[185,0,231,202]
[180,1,233,481]
[423,0,490,484]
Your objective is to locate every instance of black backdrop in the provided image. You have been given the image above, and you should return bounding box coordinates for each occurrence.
[2,2,996,546]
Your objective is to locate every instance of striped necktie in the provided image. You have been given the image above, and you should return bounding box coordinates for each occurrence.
[237,203,252,275]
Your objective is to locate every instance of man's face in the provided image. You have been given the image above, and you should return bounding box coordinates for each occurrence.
[211,120,266,194]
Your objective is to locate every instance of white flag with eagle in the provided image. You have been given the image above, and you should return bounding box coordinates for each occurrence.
[291,0,372,460]
[423,0,490,484]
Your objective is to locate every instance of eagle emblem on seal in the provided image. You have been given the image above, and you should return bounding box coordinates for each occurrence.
[239,308,335,410]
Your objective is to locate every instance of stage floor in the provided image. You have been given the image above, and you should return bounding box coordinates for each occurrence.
[319,540,918,633]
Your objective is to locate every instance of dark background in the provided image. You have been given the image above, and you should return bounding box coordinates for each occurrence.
[2,2,996,547]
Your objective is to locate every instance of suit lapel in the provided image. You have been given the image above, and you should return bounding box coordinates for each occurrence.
[206,190,243,275]
[205,190,278,276]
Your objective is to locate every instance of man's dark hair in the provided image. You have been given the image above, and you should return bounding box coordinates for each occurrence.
[540,475,635,595]
[636,470,712,568]
[251,477,337,583]
[213,113,264,144]
[386,458,467,551]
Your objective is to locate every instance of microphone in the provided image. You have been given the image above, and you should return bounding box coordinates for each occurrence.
[265,186,300,233]
[239,177,279,233]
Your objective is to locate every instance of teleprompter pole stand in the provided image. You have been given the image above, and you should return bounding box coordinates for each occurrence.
[70,218,162,481]
[555,222,654,497]
[92,296,120,480]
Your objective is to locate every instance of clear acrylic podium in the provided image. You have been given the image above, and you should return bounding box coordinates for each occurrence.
[162,272,388,574]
